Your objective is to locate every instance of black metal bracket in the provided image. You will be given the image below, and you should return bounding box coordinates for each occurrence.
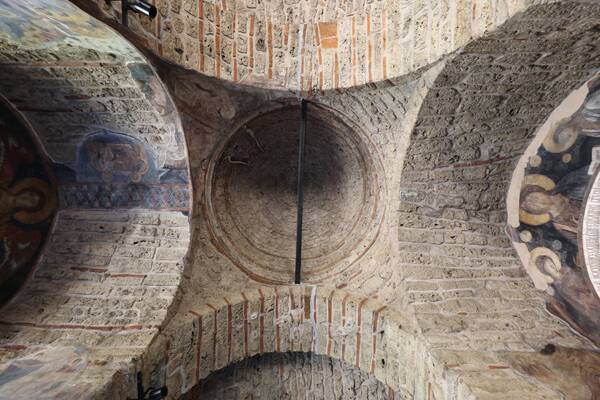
[130,371,168,400]
[121,0,129,27]
[136,371,144,400]
[105,0,158,27]
[294,99,307,284]
[104,0,129,26]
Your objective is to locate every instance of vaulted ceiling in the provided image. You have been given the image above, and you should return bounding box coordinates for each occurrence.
[0,1,599,399]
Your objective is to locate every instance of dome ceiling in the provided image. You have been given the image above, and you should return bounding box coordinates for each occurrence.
[0,1,599,399]
[206,104,384,284]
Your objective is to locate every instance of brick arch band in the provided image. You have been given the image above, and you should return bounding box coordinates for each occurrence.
[142,286,426,400]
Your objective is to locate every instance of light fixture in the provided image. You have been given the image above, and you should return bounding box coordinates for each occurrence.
[105,0,157,26]
[146,387,168,400]
[128,1,157,18]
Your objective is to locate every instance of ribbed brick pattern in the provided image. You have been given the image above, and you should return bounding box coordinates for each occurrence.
[97,0,554,91]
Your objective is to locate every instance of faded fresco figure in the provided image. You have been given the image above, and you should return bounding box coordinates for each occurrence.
[0,105,56,302]
[520,168,588,246]
[85,139,149,183]
[514,75,600,344]
[77,131,158,185]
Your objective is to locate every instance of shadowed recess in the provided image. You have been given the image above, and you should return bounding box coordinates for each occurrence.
[207,104,384,284]
[180,352,402,400]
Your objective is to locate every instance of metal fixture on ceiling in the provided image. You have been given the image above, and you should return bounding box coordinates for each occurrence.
[295,98,307,284]
[126,372,168,400]
[105,0,157,27]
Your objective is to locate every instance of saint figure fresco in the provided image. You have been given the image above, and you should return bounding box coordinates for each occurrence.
[0,102,56,305]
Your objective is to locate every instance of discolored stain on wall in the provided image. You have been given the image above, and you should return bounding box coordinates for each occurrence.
[501,346,600,399]
[0,346,94,400]
[0,101,57,306]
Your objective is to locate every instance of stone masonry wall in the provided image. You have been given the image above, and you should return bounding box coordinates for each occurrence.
[140,286,422,400]
[399,0,600,349]
[109,45,439,399]
[0,63,182,168]
[7,1,599,399]
[117,3,600,398]
[398,3,600,398]
[0,0,190,210]
[0,210,189,399]
[182,352,403,400]
[0,56,189,211]
[92,0,554,91]
[0,2,192,398]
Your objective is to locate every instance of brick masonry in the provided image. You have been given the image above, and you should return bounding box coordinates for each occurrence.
[0,210,189,398]
[1,1,600,399]
[132,3,599,400]
[0,2,192,399]
[0,3,190,211]
[396,2,600,398]
[139,286,420,399]
[398,0,600,350]
[182,352,403,400]
[96,0,556,91]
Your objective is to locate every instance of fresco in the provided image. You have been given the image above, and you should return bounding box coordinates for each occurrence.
[0,101,57,306]
[0,0,140,58]
[56,130,189,210]
[78,132,158,184]
[0,0,190,211]
[501,346,600,399]
[509,74,600,344]
[0,346,94,400]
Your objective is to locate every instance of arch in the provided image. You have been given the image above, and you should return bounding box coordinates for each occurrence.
[183,352,402,399]
[138,285,423,400]
[82,0,554,91]
[0,1,192,398]
[398,0,600,347]
[394,1,600,398]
